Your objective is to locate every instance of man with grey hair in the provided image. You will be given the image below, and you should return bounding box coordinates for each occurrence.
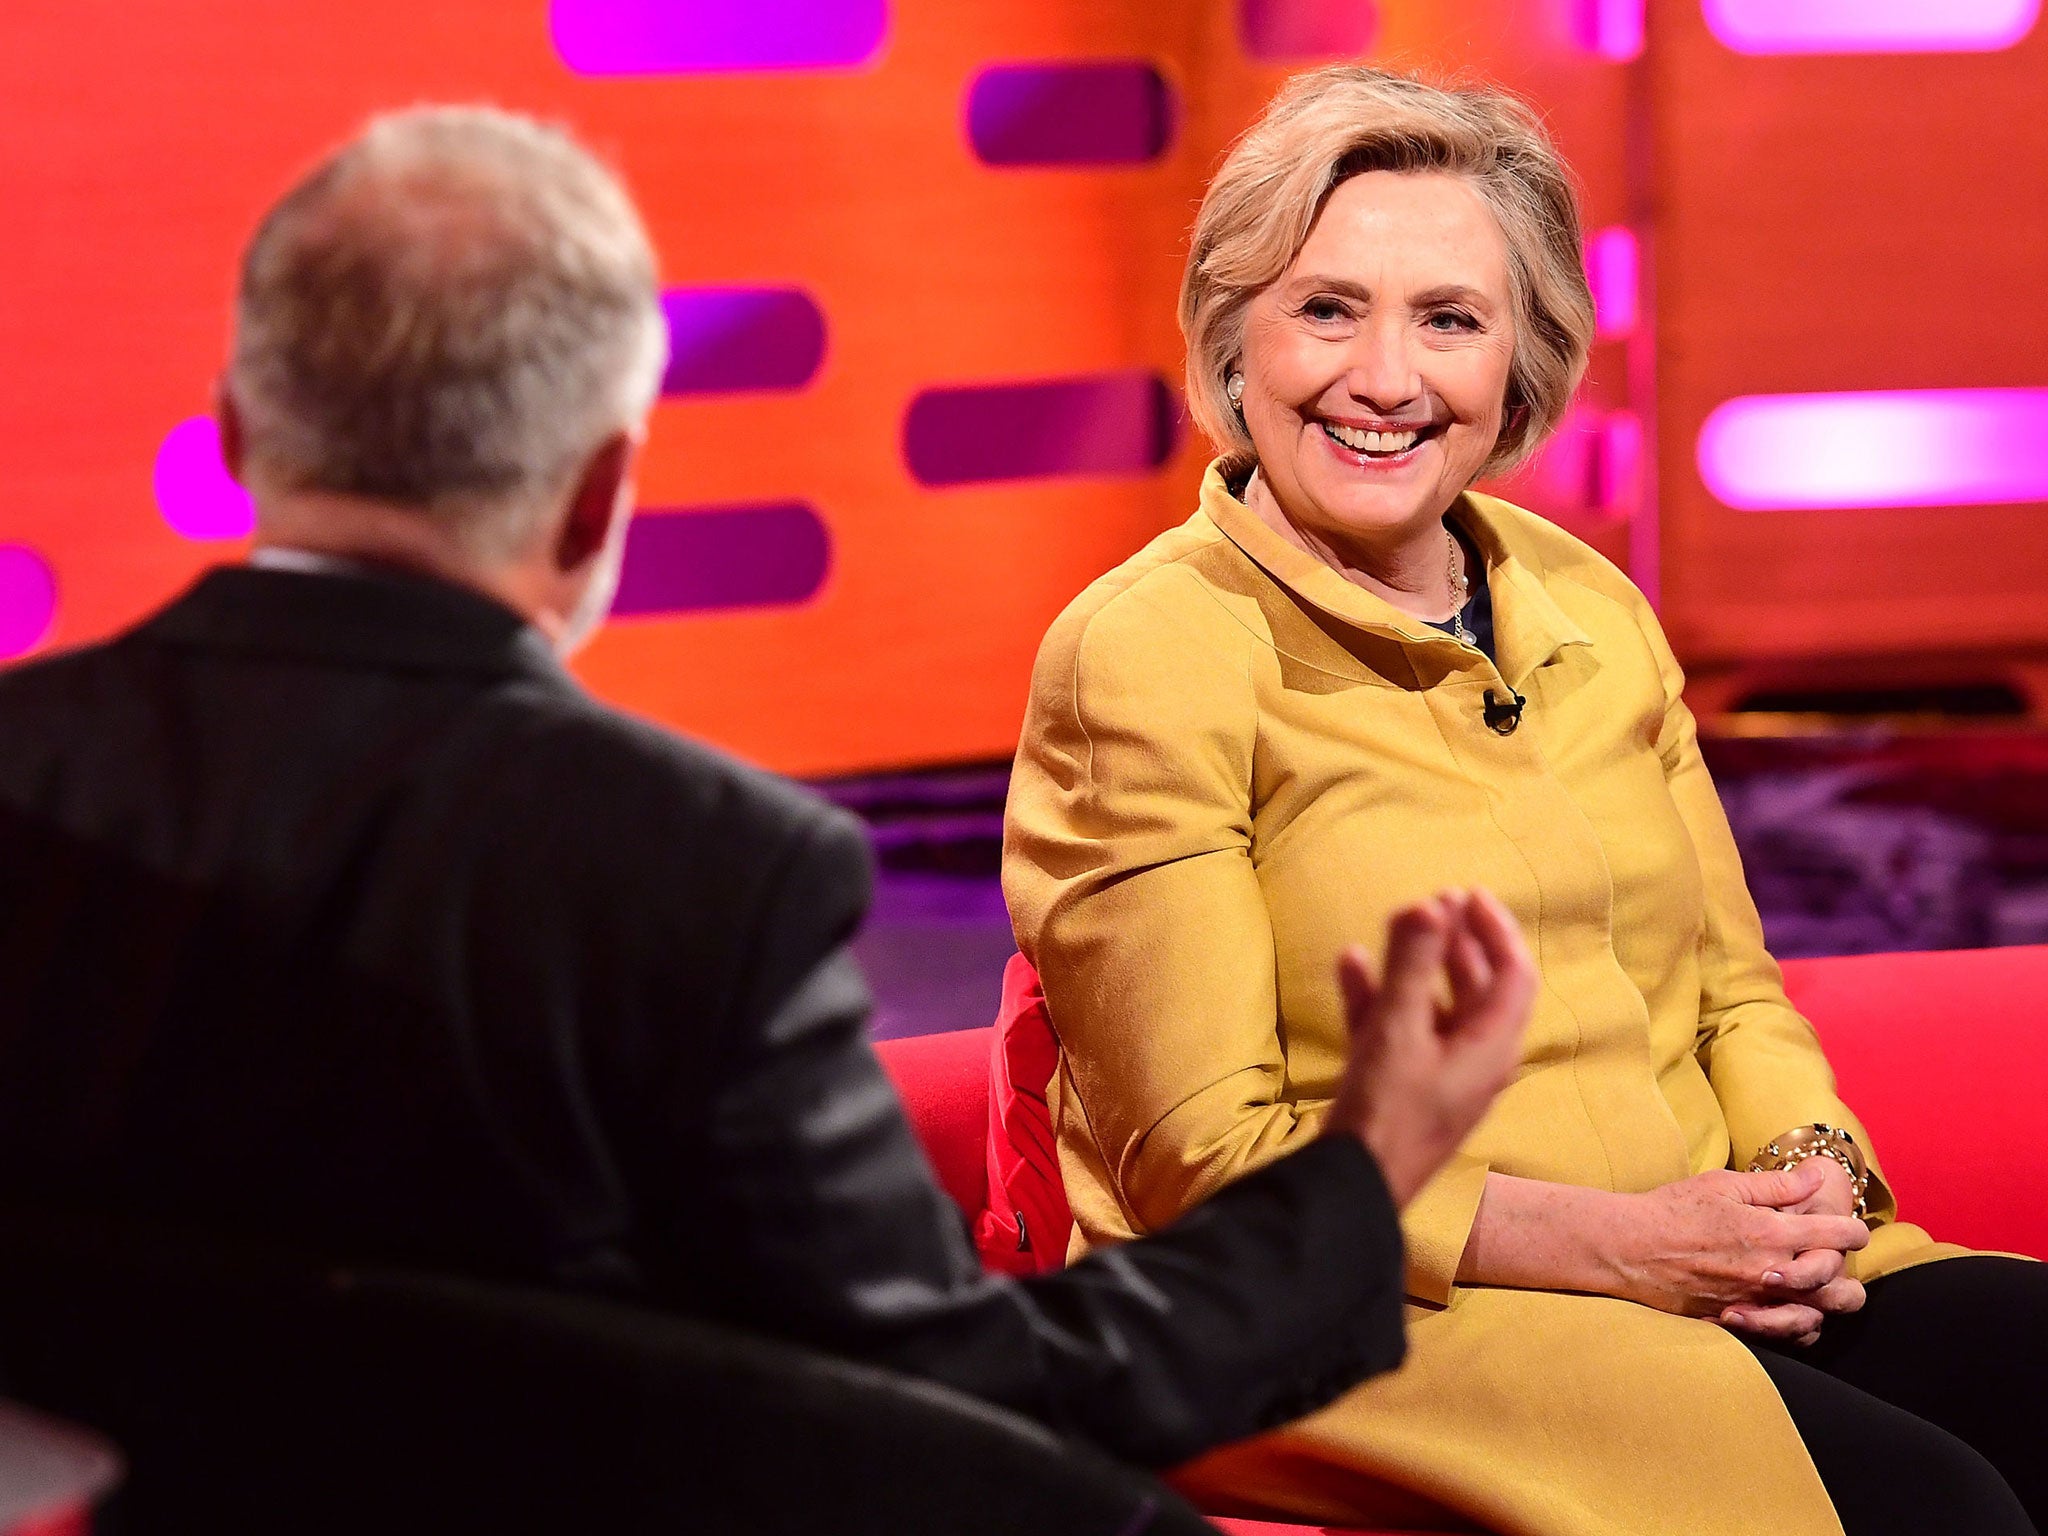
[0,106,1530,1517]
[225,106,666,648]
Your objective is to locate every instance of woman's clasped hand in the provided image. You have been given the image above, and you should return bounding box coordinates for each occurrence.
[1459,1154,1872,1347]
[1609,1158,1869,1344]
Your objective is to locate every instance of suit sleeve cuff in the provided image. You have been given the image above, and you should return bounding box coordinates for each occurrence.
[1227,1133,1411,1427]
[1399,1153,1490,1307]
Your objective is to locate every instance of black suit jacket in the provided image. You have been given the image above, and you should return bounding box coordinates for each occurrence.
[0,565,1405,1467]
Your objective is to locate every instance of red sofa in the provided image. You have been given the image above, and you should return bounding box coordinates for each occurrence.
[875,944,2048,1536]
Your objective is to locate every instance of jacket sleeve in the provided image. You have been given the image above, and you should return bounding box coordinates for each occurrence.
[1003,583,1326,1233]
[698,802,1408,1468]
[1634,602,1897,1225]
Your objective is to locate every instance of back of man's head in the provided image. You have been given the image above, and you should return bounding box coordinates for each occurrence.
[227,107,665,560]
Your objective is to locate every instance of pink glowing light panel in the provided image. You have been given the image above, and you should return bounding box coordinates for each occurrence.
[0,547,58,661]
[1704,0,2039,54]
[154,417,255,541]
[1579,0,1645,61]
[1238,0,1379,61]
[1585,226,1639,340]
[1698,389,2048,511]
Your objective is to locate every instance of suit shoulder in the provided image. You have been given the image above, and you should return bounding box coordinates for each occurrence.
[0,637,155,774]
[1033,513,1254,684]
[512,688,864,865]
[0,635,133,709]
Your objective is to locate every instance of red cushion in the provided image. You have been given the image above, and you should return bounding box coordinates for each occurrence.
[872,1027,990,1220]
[1783,944,2048,1257]
[971,954,1074,1275]
[945,946,2048,1262]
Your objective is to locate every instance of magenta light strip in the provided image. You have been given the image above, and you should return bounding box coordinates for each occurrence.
[1704,0,2038,54]
[1580,0,1646,60]
[902,372,1178,487]
[1238,0,1379,61]
[966,62,1176,167]
[1586,226,1639,339]
[551,0,887,74]
[155,416,255,540]
[661,288,826,395]
[611,503,832,616]
[0,545,58,660]
[1698,389,2048,511]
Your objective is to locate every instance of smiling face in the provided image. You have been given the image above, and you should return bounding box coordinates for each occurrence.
[1235,169,1516,568]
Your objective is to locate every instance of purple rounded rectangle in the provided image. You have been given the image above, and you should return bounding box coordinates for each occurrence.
[903,372,1178,488]
[662,288,827,396]
[967,62,1174,168]
[611,502,831,616]
[550,0,887,74]
[0,545,58,660]
[1238,0,1380,61]
[1704,0,2038,54]
[1698,389,2048,510]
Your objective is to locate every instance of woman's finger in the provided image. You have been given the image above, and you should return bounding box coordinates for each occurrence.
[1736,1159,1830,1212]
[1762,1246,1843,1293]
[1720,1302,1825,1339]
[1781,1211,1871,1255]
[1810,1275,1866,1316]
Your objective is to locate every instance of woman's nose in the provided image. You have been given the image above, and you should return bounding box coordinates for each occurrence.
[1342,326,1424,412]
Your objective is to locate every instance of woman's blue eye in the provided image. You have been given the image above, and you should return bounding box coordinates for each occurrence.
[1428,310,1478,332]
[1302,298,1347,322]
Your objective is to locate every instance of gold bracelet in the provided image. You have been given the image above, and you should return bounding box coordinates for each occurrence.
[1749,1123,1870,1221]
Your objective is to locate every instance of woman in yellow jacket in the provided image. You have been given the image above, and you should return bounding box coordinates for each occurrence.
[1003,66,2042,1536]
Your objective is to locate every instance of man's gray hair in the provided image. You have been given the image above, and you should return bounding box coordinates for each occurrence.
[228,106,667,553]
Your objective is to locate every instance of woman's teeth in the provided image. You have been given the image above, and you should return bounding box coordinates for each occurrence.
[1323,421,1420,455]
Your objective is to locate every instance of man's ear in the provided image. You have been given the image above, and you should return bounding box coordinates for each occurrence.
[214,380,247,483]
[556,430,638,573]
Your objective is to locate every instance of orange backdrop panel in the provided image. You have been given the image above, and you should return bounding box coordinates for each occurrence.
[0,1,1631,776]
[1649,4,2048,669]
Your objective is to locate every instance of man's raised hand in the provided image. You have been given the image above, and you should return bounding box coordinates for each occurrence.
[1324,890,1536,1206]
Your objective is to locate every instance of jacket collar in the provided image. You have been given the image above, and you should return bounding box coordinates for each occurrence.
[136,563,574,687]
[1197,461,1592,689]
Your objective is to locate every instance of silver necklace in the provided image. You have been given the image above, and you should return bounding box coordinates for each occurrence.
[1446,527,1475,645]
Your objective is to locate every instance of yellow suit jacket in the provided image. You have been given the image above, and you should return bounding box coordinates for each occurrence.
[1003,463,1964,1536]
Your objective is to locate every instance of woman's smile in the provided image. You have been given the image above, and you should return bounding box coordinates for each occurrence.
[1312,414,1445,472]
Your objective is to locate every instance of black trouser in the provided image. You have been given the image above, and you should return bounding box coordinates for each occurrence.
[1745,1256,2044,1536]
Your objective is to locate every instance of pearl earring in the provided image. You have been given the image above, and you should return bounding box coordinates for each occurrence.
[1226,372,1245,407]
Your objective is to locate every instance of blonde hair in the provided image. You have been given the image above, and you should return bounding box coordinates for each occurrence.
[1180,66,1595,478]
